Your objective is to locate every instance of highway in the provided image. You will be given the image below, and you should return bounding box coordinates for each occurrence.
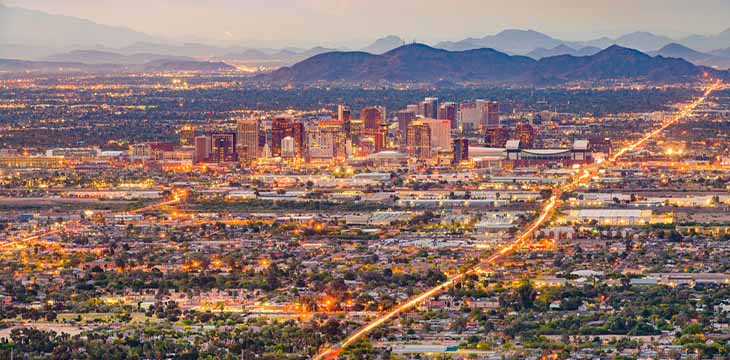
[609,82,720,162]
[313,80,721,360]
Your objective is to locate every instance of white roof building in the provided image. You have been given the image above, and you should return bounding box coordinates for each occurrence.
[561,209,672,226]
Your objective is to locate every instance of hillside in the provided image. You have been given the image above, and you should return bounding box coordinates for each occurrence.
[261,44,724,85]
[0,4,157,48]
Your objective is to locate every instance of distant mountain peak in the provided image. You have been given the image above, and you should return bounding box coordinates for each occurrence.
[589,45,654,63]
[624,31,657,36]
[362,35,406,54]
[599,44,645,54]
[496,29,545,36]
[377,43,437,57]
[387,42,437,51]
[614,32,673,51]
[0,5,158,48]
[660,43,692,51]
[651,43,721,65]
[379,43,451,59]
[617,31,671,41]
[491,29,557,41]
[525,44,599,60]
[552,44,576,51]
[379,35,404,41]
[437,29,562,54]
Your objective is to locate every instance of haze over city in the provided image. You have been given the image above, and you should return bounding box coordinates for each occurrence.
[3,0,730,46]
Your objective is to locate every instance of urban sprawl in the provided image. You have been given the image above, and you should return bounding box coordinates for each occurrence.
[1,74,730,360]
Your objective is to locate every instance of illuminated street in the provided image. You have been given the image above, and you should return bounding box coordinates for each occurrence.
[315,80,723,360]
[2,5,730,357]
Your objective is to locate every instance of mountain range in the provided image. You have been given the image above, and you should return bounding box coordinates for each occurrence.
[436,30,564,54]
[436,29,730,56]
[2,4,730,80]
[0,4,155,49]
[434,30,730,70]
[260,43,726,85]
[650,44,730,69]
[3,4,730,68]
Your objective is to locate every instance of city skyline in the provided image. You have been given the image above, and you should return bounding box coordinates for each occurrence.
[2,2,730,359]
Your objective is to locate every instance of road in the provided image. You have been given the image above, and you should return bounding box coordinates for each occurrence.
[313,80,721,360]
[0,190,187,251]
[609,82,721,162]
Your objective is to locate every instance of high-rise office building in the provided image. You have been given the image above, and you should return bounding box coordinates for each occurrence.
[348,119,364,148]
[361,106,385,130]
[338,105,352,139]
[514,123,536,148]
[438,102,458,129]
[291,120,306,159]
[319,120,348,160]
[337,105,351,122]
[380,123,393,151]
[271,117,292,158]
[210,132,237,163]
[452,138,469,165]
[260,143,271,158]
[406,104,420,115]
[422,97,439,119]
[307,127,329,160]
[420,118,452,151]
[360,128,384,155]
[459,100,500,131]
[484,127,511,147]
[396,110,417,148]
[193,136,210,163]
[360,107,387,155]
[179,125,196,146]
[281,136,295,159]
[459,100,481,131]
[406,121,431,160]
[359,136,377,157]
[237,119,260,161]
[483,101,500,129]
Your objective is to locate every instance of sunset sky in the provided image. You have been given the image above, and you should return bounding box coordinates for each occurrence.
[4,0,730,47]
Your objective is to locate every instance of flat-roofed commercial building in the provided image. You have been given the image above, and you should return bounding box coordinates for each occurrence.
[0,156,66,169]
[560,209,673,226]
[46,148,100,158]
[505,139,592,166]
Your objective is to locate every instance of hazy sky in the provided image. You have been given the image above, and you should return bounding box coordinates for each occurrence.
[5,0,730,47]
